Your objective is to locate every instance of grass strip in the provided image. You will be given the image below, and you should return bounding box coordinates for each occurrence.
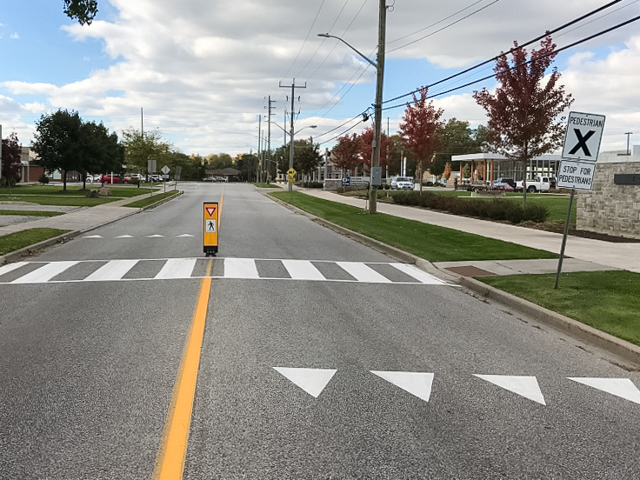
[254,182,278,188]
[271,191,556,262]
[0,210,64,217]
[0,196,120,206]
[0,228,69,255]
[479,271,640,347]
[124,190,180,208]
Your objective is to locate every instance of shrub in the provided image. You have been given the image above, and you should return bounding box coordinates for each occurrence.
[390,192,549,224]
[39,175,50,185]
[303,181,323,188]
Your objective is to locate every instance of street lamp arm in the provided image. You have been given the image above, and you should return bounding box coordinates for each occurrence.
[317,33,377,68]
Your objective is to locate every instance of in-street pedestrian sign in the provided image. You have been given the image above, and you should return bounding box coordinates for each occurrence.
[561,111,606,162]
[203,202,218,256]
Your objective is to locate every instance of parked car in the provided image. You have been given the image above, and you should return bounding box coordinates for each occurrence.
[515,176,550,193]
[491,178,516,189]
[85,175,97,183]
[390,176,414,190]
[100,174,131,184]
[203,176,217,182]
[491,179,514,192]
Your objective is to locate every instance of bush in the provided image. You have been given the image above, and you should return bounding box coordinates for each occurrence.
[389,192,549,224]
[39,175,50,185]
[303,181,323,188]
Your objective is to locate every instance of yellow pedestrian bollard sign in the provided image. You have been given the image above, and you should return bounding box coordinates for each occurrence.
[203,202,218,256]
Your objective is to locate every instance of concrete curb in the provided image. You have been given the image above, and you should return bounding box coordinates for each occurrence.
[267,191,640,368]
[0,190,183,267]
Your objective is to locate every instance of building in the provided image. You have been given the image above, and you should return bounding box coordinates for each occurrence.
[450,152,563,185]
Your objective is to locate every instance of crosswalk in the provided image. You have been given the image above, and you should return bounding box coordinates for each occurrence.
[0,258,449,286]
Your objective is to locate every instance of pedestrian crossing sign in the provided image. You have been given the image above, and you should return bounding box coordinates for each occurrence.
[203,202,219,256]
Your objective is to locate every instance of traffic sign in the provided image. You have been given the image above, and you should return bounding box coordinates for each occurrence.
[161,165,170,174]
[203,202,219,256]
[341,176,350,186]
[561,111,606,162]
[287,168,296,182]
[557,160,596,191]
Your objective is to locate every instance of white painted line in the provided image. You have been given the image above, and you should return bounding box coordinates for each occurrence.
[273,367,337,398]
[85,260,139,282]
[11,261,79,284]
[474,375,546,405]
[83,235,102,239]
[0,262,28,277]
[568,378,640,405]
[224,258,259,279]
[115,235,133,238]
[282,260,326,281]
[146,235,164,238]
[371,371,435,402]
[176,234,194,238]
[155,259,197,279]
[390,263,446,285]
[336,262,392,283]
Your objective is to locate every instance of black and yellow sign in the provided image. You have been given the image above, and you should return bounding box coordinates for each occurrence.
[203,202,218,256]
[287,168,296,182]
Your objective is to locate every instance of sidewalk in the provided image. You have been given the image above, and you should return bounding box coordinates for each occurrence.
[0,187,173,242]
[297,187,640,275]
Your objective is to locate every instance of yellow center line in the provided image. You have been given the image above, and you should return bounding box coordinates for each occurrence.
[153,259,213,480]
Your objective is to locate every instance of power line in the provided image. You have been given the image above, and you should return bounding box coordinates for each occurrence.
[382,0,626,106]
[382,12,640,112]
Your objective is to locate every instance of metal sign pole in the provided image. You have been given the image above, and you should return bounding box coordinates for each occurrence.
[555,188,576,289]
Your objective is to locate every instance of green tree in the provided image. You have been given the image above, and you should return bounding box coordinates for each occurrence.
[78,121,121,187]
[294,138,322,177]
[64,0,98,25]
[1,132,22,186]
[33,110,84,191]
[473,35,573,204]
[433,119,489,182]
[121,129,170,175]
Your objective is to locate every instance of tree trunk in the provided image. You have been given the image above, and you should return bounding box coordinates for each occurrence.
[63,171,68,191]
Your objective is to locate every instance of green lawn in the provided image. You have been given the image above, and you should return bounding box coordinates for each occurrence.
[123,190,180,208]
[271,191,556,262]
[480,271,640,347]
[0,196,121,206]
[0,228,69,255]
[0,184,154,206]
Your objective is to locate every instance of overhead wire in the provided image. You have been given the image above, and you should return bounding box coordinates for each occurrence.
[382,12,640,112]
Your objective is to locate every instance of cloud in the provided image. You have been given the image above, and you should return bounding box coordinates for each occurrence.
[10,33,19,40]
[3,0,640,154]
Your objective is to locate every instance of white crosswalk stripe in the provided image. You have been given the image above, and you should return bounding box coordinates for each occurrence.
[0,258,450,286]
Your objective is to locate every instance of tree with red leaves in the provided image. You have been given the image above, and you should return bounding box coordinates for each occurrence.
[359,126,392,172]
[332,133,362,174]
[398,87,444,192]
[473,35,573,203]
[1,132,22,186]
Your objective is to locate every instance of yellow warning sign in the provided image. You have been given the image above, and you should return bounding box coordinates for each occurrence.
[287,168,296,182]
[203,202,218,256]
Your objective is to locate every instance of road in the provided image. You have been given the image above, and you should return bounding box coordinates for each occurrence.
[1,183,639,479]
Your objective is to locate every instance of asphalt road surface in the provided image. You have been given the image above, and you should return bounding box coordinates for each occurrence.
[1,183,639,479]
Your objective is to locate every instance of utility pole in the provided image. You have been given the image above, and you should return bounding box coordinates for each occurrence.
[257,114,262,182]
[280,78,306,192]
[370,0,387,214]
[267,96,275,182]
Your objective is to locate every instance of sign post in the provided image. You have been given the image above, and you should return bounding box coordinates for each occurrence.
[203,202,219,257]
[555,111,605,288]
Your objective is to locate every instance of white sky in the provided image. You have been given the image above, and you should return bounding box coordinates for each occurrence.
[1,0,639,155]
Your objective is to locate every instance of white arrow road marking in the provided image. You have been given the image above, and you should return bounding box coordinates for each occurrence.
[474,375,546,405]
[115,235,133,238]
[273,367,337,398]
[282,260,325,281]
[11,261,78,284]
[146,235,164,238]
[177,234,194,238]
[83,235,102,239]
[371,371,435,402]
[568,378,640,405]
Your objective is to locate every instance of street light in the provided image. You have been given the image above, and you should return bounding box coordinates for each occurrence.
[318,0,387,214]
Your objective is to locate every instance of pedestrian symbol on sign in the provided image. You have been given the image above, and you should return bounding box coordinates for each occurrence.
[206,220,216,233]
